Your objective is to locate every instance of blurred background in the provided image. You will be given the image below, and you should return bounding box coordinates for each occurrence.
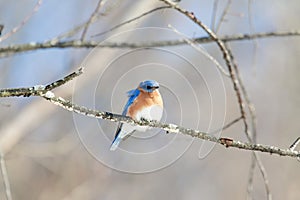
[0,0,300,199]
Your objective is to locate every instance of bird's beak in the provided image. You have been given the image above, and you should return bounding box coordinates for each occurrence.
[153,86,159,89]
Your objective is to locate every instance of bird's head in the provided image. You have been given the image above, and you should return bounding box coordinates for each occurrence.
[138,80,160,93]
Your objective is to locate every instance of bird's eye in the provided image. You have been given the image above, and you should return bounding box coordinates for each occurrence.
[146,86,152,90]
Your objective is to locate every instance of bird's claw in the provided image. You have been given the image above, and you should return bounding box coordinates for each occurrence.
[140,117,148,122]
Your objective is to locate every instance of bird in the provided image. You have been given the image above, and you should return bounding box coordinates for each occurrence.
[110,80,163,151]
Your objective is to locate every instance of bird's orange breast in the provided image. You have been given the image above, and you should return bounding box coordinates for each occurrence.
[127,89,163,119]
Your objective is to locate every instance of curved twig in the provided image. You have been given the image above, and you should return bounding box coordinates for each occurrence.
[158,1,271,199]
[92,5,171,37]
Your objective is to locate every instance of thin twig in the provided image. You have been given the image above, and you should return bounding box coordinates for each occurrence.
[247,0,258,79]
[92,5,171,37]
[0,68,83,98]
[253,151,272,200]
[209,116,242,134]
[226,42,258,199]
[45,67,84,91]
[54,22,91,41]
[80,0,106,41]
[168,24,229,77]
[0,25,4,36]
[211,0,219,32]
[215,0,232,33]
[289,137,300,151]
[0,0,43,43]
[225,41,272,200]
[52,1,121,41]
[247,155,255,200]
[0,152,12,200]
[52,4,109,41]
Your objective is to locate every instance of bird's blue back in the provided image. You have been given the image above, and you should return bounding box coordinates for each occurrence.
[122,89,140,115]
[112,89,140,140]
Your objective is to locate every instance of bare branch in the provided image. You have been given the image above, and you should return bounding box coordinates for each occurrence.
[92,5,171,37]
[247,156,255,200]
[0,25,4,35]
[227,44,270,199]
[290,137,300,151]
[44,67,84,91]
[29,95,300,158]
[0,152,12,200]
[290,137,300,162]
[159,1,271,198]
[215,0,232,33]
[0,68,83,98]
[80,0,106,41]
[209,116,242,134]
[1,31,300,56]
[227,42,259,199]
[0,0,43,43]
[0,68,299,159]
[211,0,219,31]
[160,0,249,138]
[40,94,300,158]
[252,151,272,200]
[168,24,230,77]
[52,0,122,42]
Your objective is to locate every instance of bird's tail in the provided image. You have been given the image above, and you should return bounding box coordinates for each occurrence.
[110,136,121,151]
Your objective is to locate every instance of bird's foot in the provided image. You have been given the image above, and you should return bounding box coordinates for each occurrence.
[140,117,148,122]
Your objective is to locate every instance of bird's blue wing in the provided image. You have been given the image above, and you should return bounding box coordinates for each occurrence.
[112,89,140,140]
[122,89,140,115]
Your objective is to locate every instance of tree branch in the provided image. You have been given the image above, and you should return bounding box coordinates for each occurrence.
[0,68,299,159]
[1,31,300,56]
[0,152,12,200]
[92,5,171,37]
[158,1,272,198]
[80,0,106,41]
[0,0,43,43]
[0,25,4,36]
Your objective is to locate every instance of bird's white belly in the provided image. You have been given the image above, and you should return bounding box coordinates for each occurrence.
[118,105,163,139]
[135,105,163,121]
[134,105,163,132]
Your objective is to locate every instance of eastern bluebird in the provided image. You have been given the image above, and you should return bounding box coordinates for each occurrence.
[110,80,163,151]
